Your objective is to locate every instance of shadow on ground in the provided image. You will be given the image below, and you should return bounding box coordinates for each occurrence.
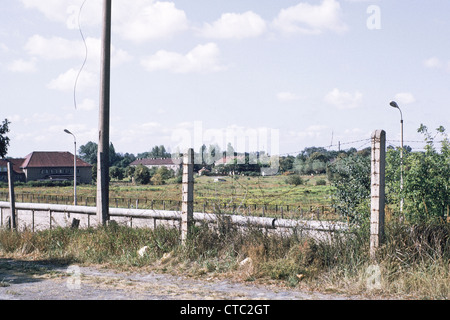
[0,257,73,286]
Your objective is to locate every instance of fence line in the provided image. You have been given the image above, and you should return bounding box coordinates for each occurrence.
[0,191,338,220]
[0,201,347,236]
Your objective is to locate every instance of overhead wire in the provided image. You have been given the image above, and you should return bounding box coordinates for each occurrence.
[73,0,89,110]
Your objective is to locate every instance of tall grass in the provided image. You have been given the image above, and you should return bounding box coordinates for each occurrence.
[0,219,448,299]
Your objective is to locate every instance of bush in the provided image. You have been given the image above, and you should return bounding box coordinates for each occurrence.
[315,179,327,186]
[133,165,151,184]
[285,175,304,186]
[386,124,450,222]
[327,153,370,223]
[26,180,72,187]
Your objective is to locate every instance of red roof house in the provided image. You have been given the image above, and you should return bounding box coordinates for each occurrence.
[20,152,92,184]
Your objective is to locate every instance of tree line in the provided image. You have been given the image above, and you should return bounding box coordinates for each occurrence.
[1,118,448,222]
[328,124,449,223]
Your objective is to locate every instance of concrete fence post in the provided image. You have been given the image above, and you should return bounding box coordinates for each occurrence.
[370,130,386,259]
[181,148,194,244]
[7,161,16,230]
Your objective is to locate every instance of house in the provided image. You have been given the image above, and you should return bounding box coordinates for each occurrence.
[20,151,92,184]
[130,158,182,174]
[0,158,26,183]
[214,155,247,166]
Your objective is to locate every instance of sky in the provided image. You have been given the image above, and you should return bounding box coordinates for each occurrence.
[1,0,450,159]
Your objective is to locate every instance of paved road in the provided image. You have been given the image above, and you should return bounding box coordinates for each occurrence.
[0,258,360,301]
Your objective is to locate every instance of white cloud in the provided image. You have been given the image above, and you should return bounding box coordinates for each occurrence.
[141,43,227,74]
[47,68,98,92]
[20,0,78,23]
[114,1,189,43]
[324,88,362,109]
[424,57,443,69]
[21,0,189,43]
[277,91,301,102]
[394,92,415,105]
[76,98,97,111]
[25,35,132,67]
[8,58,37,73]
[0,43,9,53]
[424,56,450,72]
[272,0,348,35]
[25,35,83,60]
[287,125,328,140]
[199,11,267,39]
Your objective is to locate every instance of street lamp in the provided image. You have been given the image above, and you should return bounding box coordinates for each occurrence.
[64,129,77,205]
[389,101,403,213]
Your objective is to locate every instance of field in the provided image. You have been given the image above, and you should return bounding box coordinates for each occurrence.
[0,174,338,220]
[1,174,450,299]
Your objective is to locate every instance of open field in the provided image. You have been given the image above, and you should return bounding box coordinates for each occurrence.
[0,174,339,220]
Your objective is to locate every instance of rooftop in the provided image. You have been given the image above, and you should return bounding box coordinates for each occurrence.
[130,158,182,166]
[21,152,92,168]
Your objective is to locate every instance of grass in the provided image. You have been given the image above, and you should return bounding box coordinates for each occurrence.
[2,174,448,298]
[0,174,339,219]
[1,219,449,299]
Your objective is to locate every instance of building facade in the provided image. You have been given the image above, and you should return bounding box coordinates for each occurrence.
[20,151,92,184]
[130,158,182,174]
[0,159,26,183]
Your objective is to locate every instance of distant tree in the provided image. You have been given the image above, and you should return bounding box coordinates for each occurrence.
[125,166,135,180]
[133,164,151,184]
[79,141,133,167]
[279,155,295,172]
[0,119,11,159]
[109,166,124,181]
[199,144,207,165]
[109,143,119,166]
[327,152,371,223]
[138,145,171,159]
[226,142,235,156]
[298,147,327,160]
[113,152,136,168]
[205,144,221,165]
[79,141,98,165]
[285,175,304,186]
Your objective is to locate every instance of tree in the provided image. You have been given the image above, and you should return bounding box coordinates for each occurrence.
[79,141,98,165]
[113,152,136,168]
[279,155,295,173]
[133,164,151,184]
[387,124,450,222]
[79,141,134,167]
[150,167,174,185]
[0,119,11,158]
[138,145,171,159]
[109,166,124,181]
[205,144,221,165]
[226,142,235,156]
[327,153,371,223]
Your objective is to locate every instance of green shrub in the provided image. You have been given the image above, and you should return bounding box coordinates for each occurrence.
[315,179,327,186]
[285,175,304,186]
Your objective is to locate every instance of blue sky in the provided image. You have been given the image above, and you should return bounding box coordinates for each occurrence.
[1,0,449,158]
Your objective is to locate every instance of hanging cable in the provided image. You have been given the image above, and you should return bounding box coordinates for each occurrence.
[74,0,88,110]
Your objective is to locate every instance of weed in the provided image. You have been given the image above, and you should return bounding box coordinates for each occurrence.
[0,219,449,298]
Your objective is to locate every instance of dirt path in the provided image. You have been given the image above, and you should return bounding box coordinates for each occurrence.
[0,258,363,301]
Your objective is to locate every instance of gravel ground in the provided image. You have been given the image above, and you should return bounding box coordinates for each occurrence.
[0,258,362,301]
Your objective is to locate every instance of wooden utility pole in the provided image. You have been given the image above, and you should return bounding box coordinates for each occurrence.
[370,130,386,260]
[97,0,112,225]
[7,161,16,230]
